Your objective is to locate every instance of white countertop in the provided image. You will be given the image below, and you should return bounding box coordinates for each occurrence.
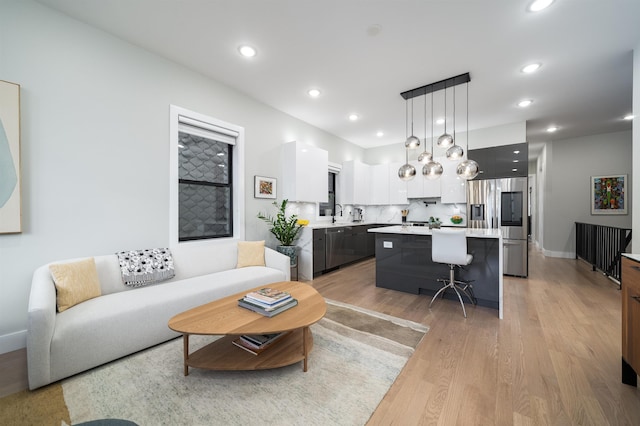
[306,221,376,229]
[622,253,640,263]
[368,225,502,239]
[305,222,466,230]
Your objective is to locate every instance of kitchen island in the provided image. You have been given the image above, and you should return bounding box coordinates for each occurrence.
[369,225,503,318]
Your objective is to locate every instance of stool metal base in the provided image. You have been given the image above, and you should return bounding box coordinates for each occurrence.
[429,265,476,317]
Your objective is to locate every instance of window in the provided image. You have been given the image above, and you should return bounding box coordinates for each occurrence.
[318,171,336,217]
[170,106,245,243]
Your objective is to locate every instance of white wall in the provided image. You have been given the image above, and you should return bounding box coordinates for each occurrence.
[542,131,632,257]
[0,0,363,353]
[536,144,549,250]
[633,42,640,253]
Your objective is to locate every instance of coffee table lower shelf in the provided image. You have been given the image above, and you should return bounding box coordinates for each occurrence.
[182,327,313,375]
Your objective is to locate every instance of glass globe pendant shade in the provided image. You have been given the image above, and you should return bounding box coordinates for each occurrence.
[422,161,443,180]
[417,150,432,163]
[398,163,417,181]
[456,159,480,180]
[446,144,464,160]
[405,135,421,149]
[437,133,454,148]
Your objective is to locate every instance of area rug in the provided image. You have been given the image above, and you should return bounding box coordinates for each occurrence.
[0,300,428,426]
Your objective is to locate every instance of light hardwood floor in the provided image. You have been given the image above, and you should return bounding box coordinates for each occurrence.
[311,246,640,425]
[2,246,639,425]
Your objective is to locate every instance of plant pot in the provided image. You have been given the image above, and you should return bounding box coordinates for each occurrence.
[276,245,297,265]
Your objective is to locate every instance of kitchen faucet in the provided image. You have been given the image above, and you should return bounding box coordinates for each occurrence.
[332,204,343,223]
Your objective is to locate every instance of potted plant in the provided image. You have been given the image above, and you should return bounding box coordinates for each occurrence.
[257,199,303,264]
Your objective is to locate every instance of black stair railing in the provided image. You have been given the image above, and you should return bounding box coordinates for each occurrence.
[575,222,632,284]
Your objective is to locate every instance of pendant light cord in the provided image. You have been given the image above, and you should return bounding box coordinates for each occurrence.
[431,91,434,152]
[424,90,427,149]
[453,84,456,141]
[411,98,415,135]
[444,86,447,134]
[466,82,469,153]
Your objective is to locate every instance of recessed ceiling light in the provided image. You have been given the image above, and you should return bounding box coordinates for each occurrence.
[513,160,519,163]
[518,99,533,108]
[512,168,518,172]
[513,150,520,154]
[529,0,554,12]
[436,118,445,125]
[349,114,359,121]
[238,45,257,58]
[308,88,321,98]
[623,114,634,121]
[376,131,384,137]
[547,126,558,132]
[521,63,541,74]
[366,24,383,37]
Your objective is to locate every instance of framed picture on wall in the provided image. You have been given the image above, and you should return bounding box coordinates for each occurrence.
[591,174,627,215]
[254,175,277,199]
[0,79,21,234]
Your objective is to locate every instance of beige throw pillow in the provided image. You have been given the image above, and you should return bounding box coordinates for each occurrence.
[237,240,266,268]
[49,258,102,312]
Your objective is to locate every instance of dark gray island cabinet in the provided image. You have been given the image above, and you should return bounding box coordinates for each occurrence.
[369,226,503,319]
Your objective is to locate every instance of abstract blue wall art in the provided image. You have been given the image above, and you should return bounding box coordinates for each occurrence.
[0,79,21,233]
[0,118,17,207]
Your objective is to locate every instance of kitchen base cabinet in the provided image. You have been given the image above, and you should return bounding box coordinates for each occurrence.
[313,228,326,277]
[314,224,378,275]
[622,255,640,387]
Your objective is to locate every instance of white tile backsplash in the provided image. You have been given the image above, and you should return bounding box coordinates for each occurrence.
[289,199,467,226]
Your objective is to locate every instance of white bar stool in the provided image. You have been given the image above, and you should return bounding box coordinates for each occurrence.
[429,228,477,317]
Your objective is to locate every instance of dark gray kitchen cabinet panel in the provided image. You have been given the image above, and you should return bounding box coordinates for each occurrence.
[469,142,528,179]
[313,228,326,276]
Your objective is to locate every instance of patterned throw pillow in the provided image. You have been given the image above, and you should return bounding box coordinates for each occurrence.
[116,248,175,287]
[49,258,102,312]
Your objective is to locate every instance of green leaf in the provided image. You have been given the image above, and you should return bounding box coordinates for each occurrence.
[257,199,303,246]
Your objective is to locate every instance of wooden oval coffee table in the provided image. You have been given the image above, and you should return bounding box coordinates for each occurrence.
[168,281,326,376]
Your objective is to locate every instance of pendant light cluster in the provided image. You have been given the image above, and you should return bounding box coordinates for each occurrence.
[398,73,479,182]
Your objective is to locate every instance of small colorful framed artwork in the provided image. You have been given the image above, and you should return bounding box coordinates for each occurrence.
[254,176,276,199]
[591,175,627,215]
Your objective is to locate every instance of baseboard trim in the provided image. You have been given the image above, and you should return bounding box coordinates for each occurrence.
[542,249,575,259]
[0,330,27,355]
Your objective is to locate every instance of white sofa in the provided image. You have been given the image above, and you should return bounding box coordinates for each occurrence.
[27,241,290,390]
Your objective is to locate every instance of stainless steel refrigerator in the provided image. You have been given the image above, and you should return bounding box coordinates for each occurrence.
[467,177,528,277]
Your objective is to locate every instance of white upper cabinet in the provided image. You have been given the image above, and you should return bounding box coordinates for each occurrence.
[340,160,370,205]
[369,163,390,205]
[406,160,441,198]
[440,156,467,203]
[281,141,328,202]
[388,162,409,205]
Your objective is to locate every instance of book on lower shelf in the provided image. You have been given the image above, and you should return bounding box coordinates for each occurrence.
[232,332,290,355]
[238,297,298,317]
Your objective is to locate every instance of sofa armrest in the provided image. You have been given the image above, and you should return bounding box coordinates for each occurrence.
[27,265,57,389]
[264,247,291,281]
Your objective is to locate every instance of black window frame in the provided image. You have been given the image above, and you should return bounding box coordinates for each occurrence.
[177,133,234,242]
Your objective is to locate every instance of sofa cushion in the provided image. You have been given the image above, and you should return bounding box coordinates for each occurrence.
[49,258,102,312]
[236,240,265,268]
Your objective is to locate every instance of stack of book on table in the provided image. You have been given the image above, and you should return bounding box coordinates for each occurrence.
[238,287,298,317]
[232,332,291,355]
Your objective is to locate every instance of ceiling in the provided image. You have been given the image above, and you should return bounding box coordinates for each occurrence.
[36,0,640,161]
